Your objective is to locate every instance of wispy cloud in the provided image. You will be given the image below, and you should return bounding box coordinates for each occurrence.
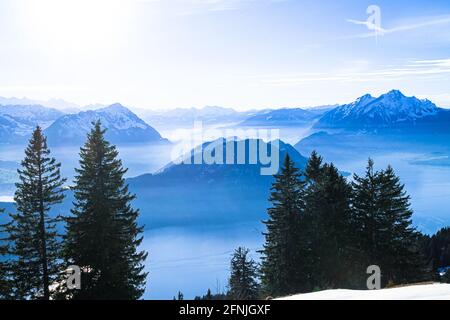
[346,18,387,35]
[255,58,450,86]
[345,14,450,39]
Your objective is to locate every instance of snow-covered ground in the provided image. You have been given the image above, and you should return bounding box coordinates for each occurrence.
[277,283,450,300]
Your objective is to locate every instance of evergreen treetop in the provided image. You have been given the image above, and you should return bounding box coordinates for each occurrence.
[228,247,259,300]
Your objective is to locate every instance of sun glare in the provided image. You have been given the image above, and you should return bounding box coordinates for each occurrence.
[18,0,133,52]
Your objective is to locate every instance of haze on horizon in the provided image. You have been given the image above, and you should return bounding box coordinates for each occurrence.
[0,0,450,111]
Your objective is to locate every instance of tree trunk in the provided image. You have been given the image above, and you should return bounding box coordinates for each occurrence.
[38,153,50,300]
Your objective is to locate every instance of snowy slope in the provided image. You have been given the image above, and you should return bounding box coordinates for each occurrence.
[317,90,440,129]
[0,104,64,128]
[45,103,167,145]
[0,104,64,142]
[277,283,450,300]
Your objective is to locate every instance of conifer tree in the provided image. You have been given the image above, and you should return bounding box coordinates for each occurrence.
[349,159,381,286]
[426,227,450,275]
[64,121,148,300]
[8,127,66,300]
[0,208,12,299]
[376,166,429,284]
[442,270,450,284]
[352,160,429,286]
[174,291,184,300]
[304,163,354,289]
[260,154,309,296]
[304,151,324,183]
[228,247,259,300]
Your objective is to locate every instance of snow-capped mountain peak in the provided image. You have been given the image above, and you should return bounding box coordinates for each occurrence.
[356,93,375,104]
[44,103,166,145]
[317,90,440,129]
[99,103,130,114]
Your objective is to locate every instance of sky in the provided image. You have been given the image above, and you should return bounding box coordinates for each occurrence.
[0,0,450,110]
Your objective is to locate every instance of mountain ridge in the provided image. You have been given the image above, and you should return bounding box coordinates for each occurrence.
[0,104,65,143]
[44,103,167,145]
[316,90,441,130]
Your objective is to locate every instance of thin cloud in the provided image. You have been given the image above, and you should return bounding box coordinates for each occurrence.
[345,14,450,39]
[346,19,387,34]
[256,59,450,86]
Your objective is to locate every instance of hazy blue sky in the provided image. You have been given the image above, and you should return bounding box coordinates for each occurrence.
[0,0,450,110]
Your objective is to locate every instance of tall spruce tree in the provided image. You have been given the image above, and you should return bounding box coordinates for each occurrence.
[349,159,381,287]
[352,160,429,286]
[377,166,429,284]
[228,247,259,300]
[304,162,354,289]
[260,154,310,297]
[8,127,66,300]
[64,121,148,300]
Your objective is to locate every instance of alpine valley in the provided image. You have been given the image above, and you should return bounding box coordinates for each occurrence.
[1,89,450,298]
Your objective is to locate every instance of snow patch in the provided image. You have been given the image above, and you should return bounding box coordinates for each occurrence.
[277,283,450,300]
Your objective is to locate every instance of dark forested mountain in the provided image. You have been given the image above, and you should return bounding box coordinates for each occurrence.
[44,104,167,145]
[128,138,307,228]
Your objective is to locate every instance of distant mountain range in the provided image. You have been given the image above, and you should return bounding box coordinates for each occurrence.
[0,96,79,112]
[239,106,335,127]
[316,90,445,131]
[0,104,64,127]
[1,89,449,148]
[45,104,167,145]
[0,101,169,145]
[136,105,342,130]
[0,105,64,143]
[2,90,450,232]
[135,106,260,129]
[295,90,450,163]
